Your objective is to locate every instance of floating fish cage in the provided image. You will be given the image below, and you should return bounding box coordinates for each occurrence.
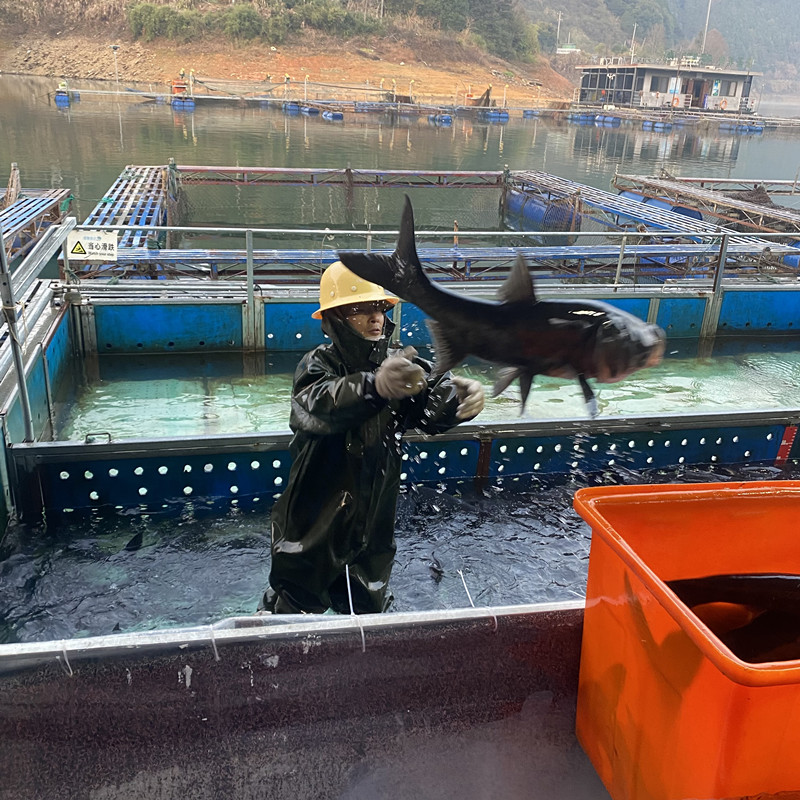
[5,222,800,532]
[4,198,800,796]
[54,89,80,107]
[171,98,195,112]
[428,113,453,126]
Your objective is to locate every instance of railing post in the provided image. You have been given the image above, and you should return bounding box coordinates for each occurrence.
[0,222,35,442]
[700,234,730,342]
[244,229,257,351]
[246,229,254,309]
[614,234,627,290]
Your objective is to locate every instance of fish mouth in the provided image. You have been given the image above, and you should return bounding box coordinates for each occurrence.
[595,326,666,383]
[646,332,666,368]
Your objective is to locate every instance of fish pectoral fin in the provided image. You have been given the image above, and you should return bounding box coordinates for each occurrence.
[493,368,535,414]
[492,367,520,397]
[518,371,534,413]
[496,253,537,304]
[578,374,598,418]
[427,319,466,375]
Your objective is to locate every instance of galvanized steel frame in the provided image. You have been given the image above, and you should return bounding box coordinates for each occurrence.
[173,165,506,189]
[613,173,800,234]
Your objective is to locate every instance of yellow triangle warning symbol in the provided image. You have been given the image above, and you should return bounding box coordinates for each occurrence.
[70,241,87,256]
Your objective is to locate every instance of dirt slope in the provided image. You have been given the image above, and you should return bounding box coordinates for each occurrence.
[0,27,575,106]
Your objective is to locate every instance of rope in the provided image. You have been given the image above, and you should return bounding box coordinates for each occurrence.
[208,625,220,661]
[457,569,475,607]
[59,641,74,677]
[345,564,366,653]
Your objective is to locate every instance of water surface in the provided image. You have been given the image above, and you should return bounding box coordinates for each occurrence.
[56,337,800,441]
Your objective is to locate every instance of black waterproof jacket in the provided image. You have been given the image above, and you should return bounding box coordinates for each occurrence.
[267,313,465,614]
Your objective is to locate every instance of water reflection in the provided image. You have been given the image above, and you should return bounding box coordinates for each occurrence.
[3,73,797,229]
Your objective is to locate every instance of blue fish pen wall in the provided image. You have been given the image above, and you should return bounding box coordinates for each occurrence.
[6,280,800,528]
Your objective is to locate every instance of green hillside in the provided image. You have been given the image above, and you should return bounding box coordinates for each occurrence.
[523,0,796,75]
[0,0,794,77]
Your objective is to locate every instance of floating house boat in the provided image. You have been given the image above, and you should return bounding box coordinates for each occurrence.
[3,166,800,797]
[576,58,760,112]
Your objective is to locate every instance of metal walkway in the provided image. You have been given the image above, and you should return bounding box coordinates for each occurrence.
[71,241,795,281]
[82,166,168,248]
[1,189,72,262]
[174,165,505,189]
[636,176,800,195]
[506,170,775,245]
[613,173,800,234]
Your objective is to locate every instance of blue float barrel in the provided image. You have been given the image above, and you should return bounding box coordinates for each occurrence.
[506,189,581,231]
[618,190,703,221]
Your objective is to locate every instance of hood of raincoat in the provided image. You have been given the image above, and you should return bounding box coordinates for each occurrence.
[320,308,397,372]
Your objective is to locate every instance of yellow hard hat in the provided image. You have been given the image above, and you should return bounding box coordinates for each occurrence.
[312,260,398,319]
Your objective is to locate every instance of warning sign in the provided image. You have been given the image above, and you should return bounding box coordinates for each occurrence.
[66,230,118,261]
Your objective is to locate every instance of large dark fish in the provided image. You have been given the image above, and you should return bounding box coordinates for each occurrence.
[668,573,800,663]
[338,197,665,415]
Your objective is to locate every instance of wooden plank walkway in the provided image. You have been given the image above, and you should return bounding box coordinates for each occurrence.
[508,170,777,246]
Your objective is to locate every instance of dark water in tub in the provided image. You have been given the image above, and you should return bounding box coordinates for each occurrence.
[0,461,791,643]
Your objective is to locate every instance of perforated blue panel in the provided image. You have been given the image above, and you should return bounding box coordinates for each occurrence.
[95,304,243,352]
[718,291,800,334]
[16,421,792,520]
[656,297,706,338]
[402,438,481,484]
[42,448,292,515]
[264,302,327,350]
[489,424,784,478]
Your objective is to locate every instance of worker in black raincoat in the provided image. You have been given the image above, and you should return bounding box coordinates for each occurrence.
[260,261,484,614]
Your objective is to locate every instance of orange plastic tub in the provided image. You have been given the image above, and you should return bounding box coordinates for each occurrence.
[573,481,800,800]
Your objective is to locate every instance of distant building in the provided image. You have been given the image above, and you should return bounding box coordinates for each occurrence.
[557,43,581,55]
[576,60,760,112]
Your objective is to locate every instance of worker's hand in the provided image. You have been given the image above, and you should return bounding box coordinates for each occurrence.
[374,347,426,399]
[452,376,485,420]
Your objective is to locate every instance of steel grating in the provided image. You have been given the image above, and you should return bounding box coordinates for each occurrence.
[614,173,800,234]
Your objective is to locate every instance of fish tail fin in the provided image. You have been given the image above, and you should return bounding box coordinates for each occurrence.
[338,195,429,302]
[335,252,403,296]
